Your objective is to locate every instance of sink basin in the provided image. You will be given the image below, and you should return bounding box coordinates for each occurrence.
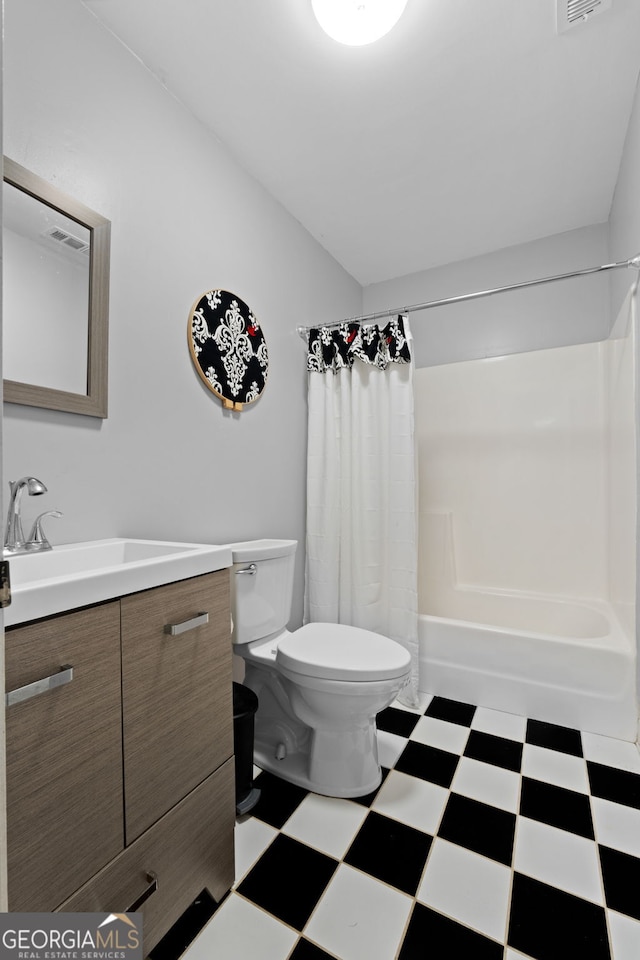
[5,538,233,626]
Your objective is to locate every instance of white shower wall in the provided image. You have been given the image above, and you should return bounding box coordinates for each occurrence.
[607,293,638,636]
[415,298,637,615]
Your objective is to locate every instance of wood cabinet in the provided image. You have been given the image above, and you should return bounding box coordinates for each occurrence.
[4,569,234,952]
[122,573,233,841]
[59,762,235,949]
[5,602,123,912]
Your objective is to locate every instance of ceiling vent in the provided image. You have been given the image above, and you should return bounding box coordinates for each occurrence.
[43,225,90,255]
[557,0,612,32]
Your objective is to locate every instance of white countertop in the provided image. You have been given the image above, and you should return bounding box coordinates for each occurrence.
[5,538,233,626]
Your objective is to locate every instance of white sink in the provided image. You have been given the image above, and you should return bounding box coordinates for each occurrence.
[5,538,233,626]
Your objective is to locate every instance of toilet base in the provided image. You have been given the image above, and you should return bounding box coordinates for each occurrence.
[254,738,383,799]
[241,650,406,799]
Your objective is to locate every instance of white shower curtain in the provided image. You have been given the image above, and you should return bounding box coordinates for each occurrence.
[304,317,420,706]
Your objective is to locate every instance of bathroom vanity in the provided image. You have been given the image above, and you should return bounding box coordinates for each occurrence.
[4,541,235,953]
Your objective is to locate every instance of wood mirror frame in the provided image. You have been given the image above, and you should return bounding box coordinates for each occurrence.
[3,157,111,418]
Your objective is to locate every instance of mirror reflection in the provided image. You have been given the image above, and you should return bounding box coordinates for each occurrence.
[2,158,111,418]
[4,181,90,394]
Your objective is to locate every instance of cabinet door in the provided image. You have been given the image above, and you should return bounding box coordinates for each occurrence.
[58,760,235,954]
[5,602,124,911]
[121,570,233,841]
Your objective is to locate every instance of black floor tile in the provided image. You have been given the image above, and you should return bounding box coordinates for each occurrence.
[289,939,336,960]
[587,761,640,809]
[599,845,640,920]
[251,770,308,828]
[520,776,594,839]
[439,792,516,865]
[526,719,583,757]
[149,889,220,960]
[395,739,460,787]
[508,873,611,960]
[344,810,432,896]
[237,834,337,931]
[425,696,476,727]
[376,705,420,737]
[398,903,503,960]
[464,729,523,772]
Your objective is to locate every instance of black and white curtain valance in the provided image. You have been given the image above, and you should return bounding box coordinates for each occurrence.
[306,316,412,373]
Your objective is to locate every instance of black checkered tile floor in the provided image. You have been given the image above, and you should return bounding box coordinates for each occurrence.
[179,694,640,960]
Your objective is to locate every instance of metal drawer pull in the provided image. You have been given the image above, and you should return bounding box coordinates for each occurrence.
[163,612,209,636]
[236,564,257,575]
[126,872,158,913]
[6,664,74,708]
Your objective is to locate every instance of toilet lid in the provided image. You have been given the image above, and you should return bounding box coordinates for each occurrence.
[276,623,411,682]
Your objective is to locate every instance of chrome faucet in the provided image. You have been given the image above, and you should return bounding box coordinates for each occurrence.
[27,510,64,551]
[3,477,61,555]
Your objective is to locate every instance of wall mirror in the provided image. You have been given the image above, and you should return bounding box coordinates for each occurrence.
[3,157,110,417]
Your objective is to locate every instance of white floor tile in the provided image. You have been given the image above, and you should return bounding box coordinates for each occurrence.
[182,893,297,960]
[607,909,640,960]
[372,769,448,834]
[581,732,640,774]
[410,715,470,754]
[417,838,511,943]
[281,793,368,859]
[377,729,407,769]
[305,863,412,960]
[521,743,589,793]
[234,817,278,884]
[505,951,534,960]
[471,706,527,742]
[592,796,640,858]
[513,817,604,904]
[451,755,521,813]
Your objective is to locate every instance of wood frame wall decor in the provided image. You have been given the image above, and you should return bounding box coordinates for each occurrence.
[188,289,268,411]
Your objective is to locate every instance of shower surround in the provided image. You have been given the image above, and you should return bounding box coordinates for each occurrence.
[415,293,638,740]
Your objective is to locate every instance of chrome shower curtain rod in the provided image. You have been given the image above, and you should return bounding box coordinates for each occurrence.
[296,253,640,337]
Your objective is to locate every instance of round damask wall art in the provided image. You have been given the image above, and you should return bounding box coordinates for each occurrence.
[188,289,269,411]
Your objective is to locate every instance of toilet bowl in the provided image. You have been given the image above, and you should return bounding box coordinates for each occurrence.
[230,539,411,798]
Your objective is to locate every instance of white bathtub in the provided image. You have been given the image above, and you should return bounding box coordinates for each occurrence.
[419,589,637,741]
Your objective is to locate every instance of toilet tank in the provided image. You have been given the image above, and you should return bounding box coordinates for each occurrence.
[229,539,297,645]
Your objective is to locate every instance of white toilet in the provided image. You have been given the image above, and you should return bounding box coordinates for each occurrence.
[230,539,411,798]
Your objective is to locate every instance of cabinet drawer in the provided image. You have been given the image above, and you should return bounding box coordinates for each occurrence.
[121,571,233,841]
[57,760,236,955]
[5,602,124,911]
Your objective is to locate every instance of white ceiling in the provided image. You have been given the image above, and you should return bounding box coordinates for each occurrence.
[82,0,640,286]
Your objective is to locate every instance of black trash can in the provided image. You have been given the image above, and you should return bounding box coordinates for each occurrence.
[232,682,261,815]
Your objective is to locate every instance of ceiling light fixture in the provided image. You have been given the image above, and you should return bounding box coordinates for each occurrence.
[311,0,409,46]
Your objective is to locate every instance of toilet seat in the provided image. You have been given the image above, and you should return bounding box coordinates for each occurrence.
[276,623,411,682]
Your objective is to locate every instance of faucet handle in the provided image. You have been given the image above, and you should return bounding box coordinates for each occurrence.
[27,510,63,551]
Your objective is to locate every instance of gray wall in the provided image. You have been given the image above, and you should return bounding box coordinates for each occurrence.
[2,0,362,628]
[4,0,639,656]
[363,223,611,368]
